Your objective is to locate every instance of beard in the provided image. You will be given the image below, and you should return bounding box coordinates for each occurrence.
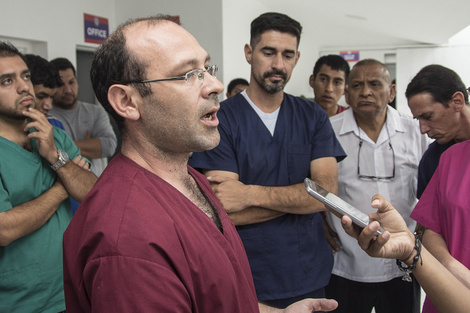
[252,68,288,94]
[0,94,35,121]
[140,92,220,155]
[0,107,27,120]
[55,93,77,109]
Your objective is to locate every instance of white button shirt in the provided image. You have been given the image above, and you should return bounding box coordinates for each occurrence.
[327,107,431,282]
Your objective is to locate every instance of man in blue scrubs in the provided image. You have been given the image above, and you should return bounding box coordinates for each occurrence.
[190,12,345,308]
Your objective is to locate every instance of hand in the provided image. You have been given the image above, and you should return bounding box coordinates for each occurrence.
[284,298,338,312]
[322,214,340,253]
[206,175,251,213]
[23,107,58,164]
[85,129,92,140]
[341,195,415,262]
[72,155,90,171]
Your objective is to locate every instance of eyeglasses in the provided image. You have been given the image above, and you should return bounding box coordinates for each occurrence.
[357,138,395,181]
[122,65,218,86]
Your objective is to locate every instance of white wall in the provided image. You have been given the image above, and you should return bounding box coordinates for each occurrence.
[221,0,325,99]
[0,1,116,65]
[1,0,469,108]
[396,45,470,116]
[114,0,223,87]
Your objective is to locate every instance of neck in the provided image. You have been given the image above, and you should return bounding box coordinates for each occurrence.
[245,84,284,113]
[121,134,222,230]
[0,118,30,149]
[316,100,338,117]
[455,106,470,142]
[53,101,77,110]
[354,111,387,143]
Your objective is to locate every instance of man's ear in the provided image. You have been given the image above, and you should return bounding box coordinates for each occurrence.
[344,85,350,105]
[388,83,397,104]
[309,74,315,88]
[108,84,141,121]
[450,91,465,112]
[294,51,300,66]
[244,44,253,64]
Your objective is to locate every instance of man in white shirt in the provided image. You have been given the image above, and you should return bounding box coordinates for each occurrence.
[325,59,431,313]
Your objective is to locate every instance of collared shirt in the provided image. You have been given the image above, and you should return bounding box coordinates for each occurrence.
[326,107,431,282]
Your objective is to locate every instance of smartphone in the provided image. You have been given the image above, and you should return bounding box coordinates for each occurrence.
[304,178,382,236]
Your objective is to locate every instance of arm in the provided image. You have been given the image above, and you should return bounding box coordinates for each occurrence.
[204,170,284,225]
[24,108,97,202]
[0,179,68,246]
[342,195,470,313]
[75,108,117,159]
[259,299,338,312]
[206,157,337,225]
[423,229,470,289]
[74,130,102,159]
[54,156,97,202]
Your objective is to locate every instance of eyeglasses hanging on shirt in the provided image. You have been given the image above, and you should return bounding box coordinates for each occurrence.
[357,123,395,181]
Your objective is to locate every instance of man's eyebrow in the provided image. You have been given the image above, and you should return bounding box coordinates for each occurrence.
[260,46,296,55]
[0,73,14,80]
[172,55,212,73]
[261,46,276,52]
[0,68,30,80]
[417,112,432,119]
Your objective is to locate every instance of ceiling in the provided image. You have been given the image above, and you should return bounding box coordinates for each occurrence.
[258,0,470,48]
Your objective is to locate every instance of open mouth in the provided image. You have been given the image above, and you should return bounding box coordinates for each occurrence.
[200,106,219,125]
[202,112,214,120]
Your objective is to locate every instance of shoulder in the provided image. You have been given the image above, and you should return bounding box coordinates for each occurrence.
[220,93,247,111]
[391,108,417,128]
[52,126,71,140]
[79,101,106,113]
[330,108,351,129]
[283,94,329,119]
[47,115,65,129]
[441,140,470,161]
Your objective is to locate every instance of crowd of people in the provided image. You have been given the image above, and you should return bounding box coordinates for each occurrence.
[0,10,468,313]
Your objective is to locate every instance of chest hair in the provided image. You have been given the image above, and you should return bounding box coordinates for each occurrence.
[183,176,222,231]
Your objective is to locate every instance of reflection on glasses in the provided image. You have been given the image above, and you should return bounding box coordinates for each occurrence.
[122,65,218,86]
[357,139,395,181]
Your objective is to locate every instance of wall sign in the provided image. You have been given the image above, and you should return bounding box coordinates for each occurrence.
[84,13,109,44]
[340,51,360,62]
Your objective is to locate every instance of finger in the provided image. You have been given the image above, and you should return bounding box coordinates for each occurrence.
[22,107,46,121]
[308,298,339,312]
[341,215,356,236]
[24,120,50,133]
[206,175,229,183]
[371,194,394,214]
[356,221,380,249]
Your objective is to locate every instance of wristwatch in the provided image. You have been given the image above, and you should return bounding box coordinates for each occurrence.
[50,149,69,171]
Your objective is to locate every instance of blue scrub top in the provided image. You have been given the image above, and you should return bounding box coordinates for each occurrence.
[190,92,346,300]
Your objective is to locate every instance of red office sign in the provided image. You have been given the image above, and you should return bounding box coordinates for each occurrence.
[340,51,360,62]
[84,13,109,44]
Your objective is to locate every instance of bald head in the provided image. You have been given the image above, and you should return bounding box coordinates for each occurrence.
[91,15,181,129]
[349,59,391,85]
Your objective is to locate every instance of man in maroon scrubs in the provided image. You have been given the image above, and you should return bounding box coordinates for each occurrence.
[62,15,337,313]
